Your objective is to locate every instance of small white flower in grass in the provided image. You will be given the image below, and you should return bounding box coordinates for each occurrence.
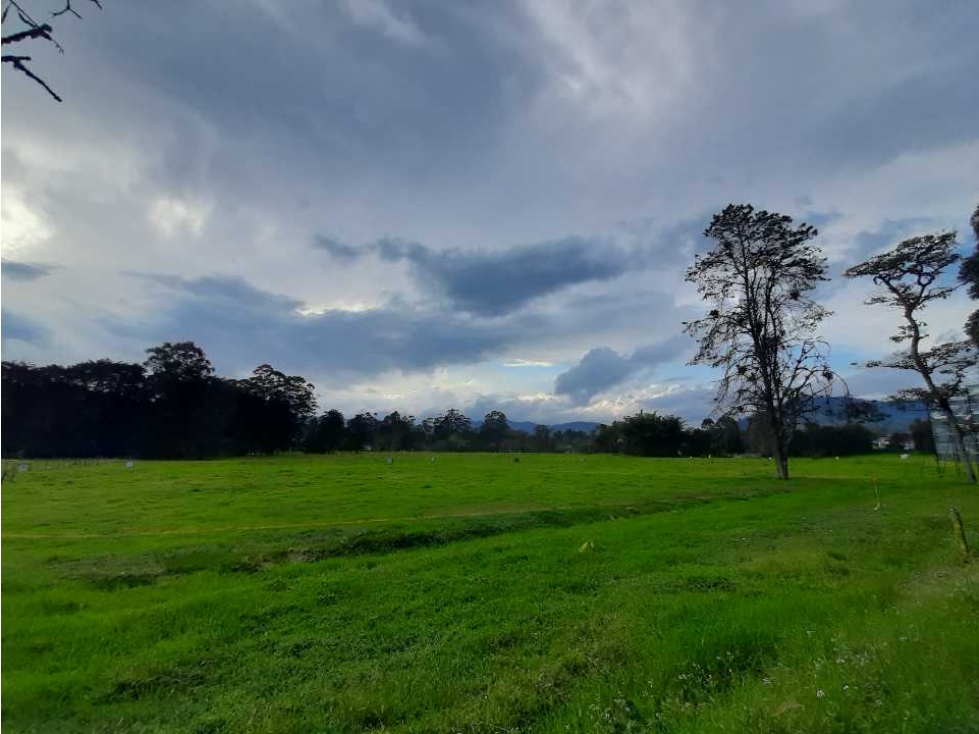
[843,685,850,691]
[816,689,826,699]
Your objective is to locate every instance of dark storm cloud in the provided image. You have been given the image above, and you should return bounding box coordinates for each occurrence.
[675,1,979,176]
[554,335,690,404]
[113,273,534,377]
[75,1,543,188]
[319,235,636,316]
[2,259,56,281]
[1,310,49,346]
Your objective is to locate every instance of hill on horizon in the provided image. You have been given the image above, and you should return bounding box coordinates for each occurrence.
[501,397,929,436]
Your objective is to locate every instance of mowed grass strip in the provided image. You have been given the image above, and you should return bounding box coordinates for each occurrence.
[3,453,978,733]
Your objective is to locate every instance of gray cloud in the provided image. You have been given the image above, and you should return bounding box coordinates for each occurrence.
[852,218,937,260]
[312,236,362,262]
[3,0,977,423]
[554,335,690,404]
[1,310,49,346]
[2,259,56,281]
[319,235,636,316]
[112,273,533,378]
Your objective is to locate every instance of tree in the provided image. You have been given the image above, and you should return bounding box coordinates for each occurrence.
[684,204,835,479]
[345,412,379,451]
[531,424,553,452]
[478,410,509,451]
[2,0,102,102]
[377,411,417,451]
[233,364,317,453]
[305,409,346,453]
[432,409,473,448]
[960,203,979,346]
[144,342,214,387]
[143,342,220,458]
[706,415,744,455]
[789,422,874,457]
[594,411,686,457]
[844,231,977,483]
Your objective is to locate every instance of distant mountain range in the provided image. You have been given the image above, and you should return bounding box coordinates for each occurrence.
[507,421,600,434]
[501,398,929,436]
[733,397,929,434]
[806,396,929,433]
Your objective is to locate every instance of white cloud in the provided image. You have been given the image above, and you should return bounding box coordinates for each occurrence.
[340,0,428,46]
[503,359,554,368]
[147,196,212,239]
[0,187,54,258]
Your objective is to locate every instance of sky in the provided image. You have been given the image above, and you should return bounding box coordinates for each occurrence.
[2,0,977,425]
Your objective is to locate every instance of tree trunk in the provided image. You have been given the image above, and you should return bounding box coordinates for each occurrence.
[772,442,790,480]
[942,406,977,484]
[767,411,790,479]
[901,304,976,485]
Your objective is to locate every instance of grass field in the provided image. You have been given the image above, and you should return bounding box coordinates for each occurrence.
[3,453,979,733]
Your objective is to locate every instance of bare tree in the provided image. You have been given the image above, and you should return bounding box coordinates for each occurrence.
[2,0,101,102]
[684,204,835,479]
[844,232,977,484]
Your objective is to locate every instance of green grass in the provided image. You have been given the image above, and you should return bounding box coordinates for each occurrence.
[3,453,978,733]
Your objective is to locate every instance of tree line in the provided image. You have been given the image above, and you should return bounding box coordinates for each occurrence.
[2,343,316,459]
[2,343,919,460]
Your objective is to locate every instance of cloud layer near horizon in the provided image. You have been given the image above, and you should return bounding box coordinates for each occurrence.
[2,0,977,422]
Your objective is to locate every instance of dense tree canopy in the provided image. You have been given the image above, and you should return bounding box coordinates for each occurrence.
[2,343,316,459]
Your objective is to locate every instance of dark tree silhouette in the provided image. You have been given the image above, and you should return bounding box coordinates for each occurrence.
[590,412,686,457]
[844,231,977,484]
[143,342,220,458]
[377,411,417,451]
[684,204,834,479]
[233,364,317,454]
[704,415,744,455]
[478,410,509,451]
[530,424,553,452]
[345,412,379,452]
[432,409,473,450]
[960,203,979,346]
[305,410,347,453]
[2,0,102,102]
[144,342,214,386]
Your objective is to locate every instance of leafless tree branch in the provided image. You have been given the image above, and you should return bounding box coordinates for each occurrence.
[1,53,62,100]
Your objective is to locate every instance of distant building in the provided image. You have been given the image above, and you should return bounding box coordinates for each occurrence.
[873,436,891,450]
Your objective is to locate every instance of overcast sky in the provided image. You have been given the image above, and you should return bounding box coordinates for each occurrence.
[2,0,977,424]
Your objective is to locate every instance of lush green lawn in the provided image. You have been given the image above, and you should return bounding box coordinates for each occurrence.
[3,453,978,733]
